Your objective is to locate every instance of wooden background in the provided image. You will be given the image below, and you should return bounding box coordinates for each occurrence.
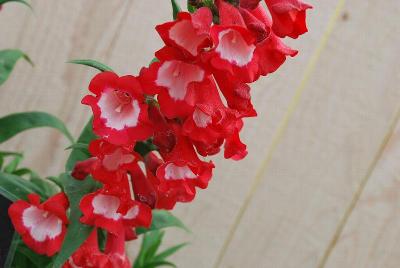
[1,0,400,267]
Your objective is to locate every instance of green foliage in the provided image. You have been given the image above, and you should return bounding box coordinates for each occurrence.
[0,111,74,144]
[9,236,53,268]
[134,230,187,268]
[68,59,114,72]
[0,0,32,9]
[0,49,33,86]
[136,210,189,235]
[0,171,45,201]
[170,0,181,20]
[66,118,96,171]
[52,174,100,267]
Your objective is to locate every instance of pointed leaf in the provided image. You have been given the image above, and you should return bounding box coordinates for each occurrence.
[170,0,181,20]
[0,49,33,86]
[154,243,188,262]
[143,231,164,262]
[3,153,22,173]
[136,210,189,235]
[0,112,73,144]
[0,171,45,201]
[144,260,177,268]
[68,59,113,72]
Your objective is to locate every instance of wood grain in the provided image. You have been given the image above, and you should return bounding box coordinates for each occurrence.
[217,0,400,267]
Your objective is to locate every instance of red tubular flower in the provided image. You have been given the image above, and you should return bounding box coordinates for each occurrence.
[156,8,213,59]
[242,4,299,75]
[140,46,209,119]
[80,190,152,235]
[213,71,257,118]
[264,0,312,39]
[205,0,259,83]
[63,229,131,268]
[182,77,249,159]
[82,72,153,146]
[8,193,69,256]
[154,123,215,209]
[63,230,110,268]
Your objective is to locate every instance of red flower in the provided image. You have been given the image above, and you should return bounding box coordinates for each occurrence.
[205,0,259,83]
[72,139,140,185]
[8,193,69,256]
[80,190,152,235]
[264,0,312,39]
[140,46,208,119]
[242,4,298,75]
[154,123,215,209]
[182,77,249,159]
[213,71,257,118]
[82,72,153,146]
[63,229,131,268]
[156,8,213,59]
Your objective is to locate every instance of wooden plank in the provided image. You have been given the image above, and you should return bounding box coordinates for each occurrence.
[217,0,400,267]
[325,120,400,268]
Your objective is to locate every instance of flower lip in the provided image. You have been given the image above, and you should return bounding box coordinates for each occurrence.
[216,28,256,67]
[156,60,205,101]
[97,88,141,131]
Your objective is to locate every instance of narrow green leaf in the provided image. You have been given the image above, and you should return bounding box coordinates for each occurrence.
[68,59,114,72]
[144,231,164,262]
[0,112,74,144]
[0,0,32,9]
[136,210,189,235]
[134,230,164,268]
[170,0,181,20]
[46,176,64,192]
[11,237,53,268]
[154,243,188,262]
[4,233,19,268]
[0,49,33,86]
[144,260,177,268]
[65,142,88,151]
[4,153,22,173]
[52,174,99,267]
[0,171,45,201]
[66,118,96,171]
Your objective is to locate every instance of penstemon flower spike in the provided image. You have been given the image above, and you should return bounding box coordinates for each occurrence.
[5,0,312,267]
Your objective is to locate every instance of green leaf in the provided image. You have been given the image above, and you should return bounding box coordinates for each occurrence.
[170,0,181,20]
[0,171,45,201]
[154,243,188,262]
[68,59,114,72]
[3,153,22,173]
[144,231,164,262]
[0,49,33,86]
[136,210,189,235]
[134,230,165,268]
[144,260,177,268]
[10,237,53,268]
[0,112,73,144]
[65,142,88,151]
[4,233,19,268]
[0,0,32,9]
[66,118,96,171]
[52,174,99,267]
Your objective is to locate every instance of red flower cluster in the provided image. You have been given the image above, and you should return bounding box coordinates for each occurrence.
[8,0,311,266]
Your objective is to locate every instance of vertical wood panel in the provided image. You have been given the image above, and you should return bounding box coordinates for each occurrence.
[217,0,400,267]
